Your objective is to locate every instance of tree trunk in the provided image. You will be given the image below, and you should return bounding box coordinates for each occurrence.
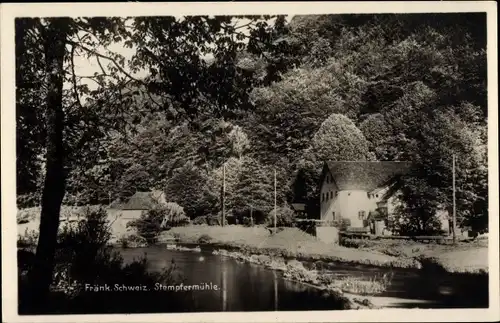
[26,18,68,310]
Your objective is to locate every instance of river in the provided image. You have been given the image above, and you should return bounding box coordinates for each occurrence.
[119,246,488,311]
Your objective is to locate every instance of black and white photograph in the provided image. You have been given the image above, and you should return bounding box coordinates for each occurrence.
[1,2,498,322]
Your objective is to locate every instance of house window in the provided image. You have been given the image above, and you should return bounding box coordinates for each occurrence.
[322,193,325,202]
[330,191,333,199]
[332,212,336,220]
[358,211,366,220]
[335,191,338,197]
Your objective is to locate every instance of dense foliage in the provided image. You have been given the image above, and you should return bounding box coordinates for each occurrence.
[18,206,189,314]
[128,202,190,244]
[17,14,489,229]
[16,13,489,305]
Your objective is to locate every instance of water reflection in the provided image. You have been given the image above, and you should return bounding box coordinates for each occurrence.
[119,247,488,311]
[274,270,278,311]
[220,256,227,311]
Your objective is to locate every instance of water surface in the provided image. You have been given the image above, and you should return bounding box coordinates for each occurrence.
[119,246,488,311]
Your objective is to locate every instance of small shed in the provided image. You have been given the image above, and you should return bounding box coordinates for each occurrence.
[367,210,387,235]
[291,203,307,218]
[110,190,167,220]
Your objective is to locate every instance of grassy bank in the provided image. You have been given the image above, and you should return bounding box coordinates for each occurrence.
[167,225,488,274]
[341,237,489,274]
[17,207,488,274]
[167,225,418,268]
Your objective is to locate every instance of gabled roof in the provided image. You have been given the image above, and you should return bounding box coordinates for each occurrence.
[324,161,413,192]
[111,190,165,210]
[291,203,306,211]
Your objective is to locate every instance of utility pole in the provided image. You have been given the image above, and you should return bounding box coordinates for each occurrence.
[250,205,253,227]
[274,169,277,232]
[452,153,457,244]
[222,164,226,227]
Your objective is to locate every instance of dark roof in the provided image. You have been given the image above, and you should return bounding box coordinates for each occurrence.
[291,203,306,211]
[324,161,413,192]
[112,191,162,210]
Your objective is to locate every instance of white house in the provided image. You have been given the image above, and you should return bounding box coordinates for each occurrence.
[107,190,167,238]
[318,161,454,236]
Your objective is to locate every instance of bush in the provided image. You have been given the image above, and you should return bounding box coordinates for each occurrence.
[128,202,189,244]
[192,214,228,226]
[17,193,41,209]
[117,234,148,248]
[17,228,39,248]
[324,273,393,296]
[210,213,229,226]
[340,238,373,249]
[18,205,189,314]
[160,202,190,228]
[388,206,444,236]
[192,216,209,225]
[266,206,296,227]
[197,234,213,244]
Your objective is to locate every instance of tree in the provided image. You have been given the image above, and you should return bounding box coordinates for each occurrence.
[26,18,71,308]
[359,113,398,160]
[164,163,216,219]
[248,60,367,165]
[117,164,151,199]
[18,15,281,307]
[310,113,372,161]
[294,114,372,217]
[16,18,47,198]
[228,125,250,159]
[385,99,488,234]
[232,158,277,223]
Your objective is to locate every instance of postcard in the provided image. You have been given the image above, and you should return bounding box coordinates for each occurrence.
[1,1,498,322]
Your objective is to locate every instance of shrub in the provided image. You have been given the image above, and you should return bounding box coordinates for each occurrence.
[17,228,39,248]
[128,202,189,244]
[192,216,208,225]
[341,238,373,249]
[242,216,253,227]
[116,234,148,248]
[321,272,393,296]
[185,214,228,226]
[209,214,228,226]
[388,205,444,236]
[18,205,189,314]
[127,210,161,244]
[266,205,296,227]
[202,214,228,226]
[160,202,190,228]
[197,234,213,244]
[118,237,129,248]
[17,193,41,209]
